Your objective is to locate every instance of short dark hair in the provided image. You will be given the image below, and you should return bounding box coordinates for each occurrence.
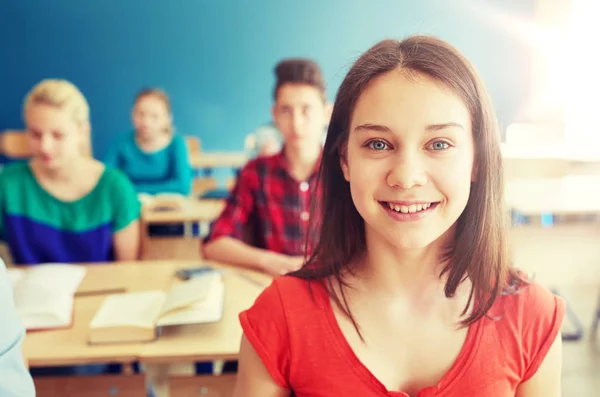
[273,58,326,101]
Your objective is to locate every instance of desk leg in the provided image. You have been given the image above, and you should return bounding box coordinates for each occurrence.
[213,360,225,375]
[144,363,195,397]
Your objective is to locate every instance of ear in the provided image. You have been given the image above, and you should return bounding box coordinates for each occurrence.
[339,150,350,182]
[79,120,91,136]
[271,105,277,123]
[78,121,92,156]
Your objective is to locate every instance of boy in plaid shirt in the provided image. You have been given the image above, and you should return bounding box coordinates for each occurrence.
[203,59,330,275]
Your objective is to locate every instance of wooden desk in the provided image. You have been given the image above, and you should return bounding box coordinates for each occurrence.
[140,199,225,257]
[190,153,247,169]
[505,175,600,215]
[23,261,269,368]
[189,152,247,178]
[23,262,176,367]
[142,199,225,225]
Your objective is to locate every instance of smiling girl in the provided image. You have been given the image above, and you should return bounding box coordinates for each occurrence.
[233,37,564,397]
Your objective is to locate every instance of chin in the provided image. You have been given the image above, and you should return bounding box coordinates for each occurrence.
[369,223,447,252]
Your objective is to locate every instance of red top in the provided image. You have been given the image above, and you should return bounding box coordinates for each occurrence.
[240,275,565,397]
[205,150,321,255]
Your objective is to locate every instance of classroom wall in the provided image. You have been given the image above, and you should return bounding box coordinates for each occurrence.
[0,0,534,159]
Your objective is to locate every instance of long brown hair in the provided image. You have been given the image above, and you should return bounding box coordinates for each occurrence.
[294,36,520,331]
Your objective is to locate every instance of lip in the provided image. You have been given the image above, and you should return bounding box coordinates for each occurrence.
[379,201,439,222]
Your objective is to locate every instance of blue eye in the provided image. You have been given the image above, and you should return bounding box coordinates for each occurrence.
[367,140,389,151]
[430,140,450,151]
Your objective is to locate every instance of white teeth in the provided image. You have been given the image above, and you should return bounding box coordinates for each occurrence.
[387,202,432,213]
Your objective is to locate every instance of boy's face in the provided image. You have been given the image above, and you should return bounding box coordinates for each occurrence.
[272,83,328,152]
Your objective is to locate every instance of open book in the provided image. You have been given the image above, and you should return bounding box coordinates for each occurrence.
[7,264,87,331]
[88,273,224,344]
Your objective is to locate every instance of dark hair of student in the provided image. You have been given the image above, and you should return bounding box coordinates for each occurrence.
[273,58,326,102]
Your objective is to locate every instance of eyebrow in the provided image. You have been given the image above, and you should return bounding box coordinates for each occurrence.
[354,122,464,134]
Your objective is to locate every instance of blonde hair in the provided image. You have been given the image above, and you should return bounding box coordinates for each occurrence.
[134,88,174,135]
[24,79,92,156]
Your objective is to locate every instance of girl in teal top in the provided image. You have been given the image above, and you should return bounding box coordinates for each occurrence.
[104,89,192,195]
[0,79,141,265]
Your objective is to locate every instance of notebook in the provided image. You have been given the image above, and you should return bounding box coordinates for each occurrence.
[88,272,225,344]
[7,264,87,331]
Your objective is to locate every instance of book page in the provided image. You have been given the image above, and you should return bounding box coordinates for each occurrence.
[10,264,86,330]
[23,264,87,295]
[14,287,74,330]
[156,279,225,327]
[159,273,221,317]
[6,268,25,289]
[89,290,166,330]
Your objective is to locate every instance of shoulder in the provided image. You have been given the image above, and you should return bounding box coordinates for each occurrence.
[99,165,136,194]
[488,275,565,380]
[241,152,282,176]
[170,133,187,146]
[0,161,30,182]
[0,162,33,200]
[492,276,565,324]
[240,275,323,328]
[111,132,135,146]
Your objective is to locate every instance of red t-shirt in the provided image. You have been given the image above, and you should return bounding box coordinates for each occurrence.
[240,275,565,397]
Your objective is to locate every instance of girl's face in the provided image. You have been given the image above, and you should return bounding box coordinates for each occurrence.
[132,95,172,140]
[341,69,475,252]
[26,103,88,170]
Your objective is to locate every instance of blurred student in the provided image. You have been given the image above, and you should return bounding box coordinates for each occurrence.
[203,59,331,275]
[0,79,140,265]
[105,88,192,195]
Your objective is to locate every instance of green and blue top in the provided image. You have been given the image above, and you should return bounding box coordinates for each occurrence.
[0,162,140,265]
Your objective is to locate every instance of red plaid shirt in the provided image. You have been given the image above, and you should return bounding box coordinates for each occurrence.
[205,150,321,256]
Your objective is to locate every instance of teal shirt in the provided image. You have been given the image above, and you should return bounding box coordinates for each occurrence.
[104,133,192,195]
[0,162,140,265]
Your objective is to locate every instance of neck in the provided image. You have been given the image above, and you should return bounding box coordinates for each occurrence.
[136,131,168,146]
[32,157,84,182]
[284,142,321,173]
[357,227,454,298]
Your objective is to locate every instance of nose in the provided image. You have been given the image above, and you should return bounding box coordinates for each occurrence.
[386,149,428,189]
[291,109,304,134]
[40,134,54,154]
